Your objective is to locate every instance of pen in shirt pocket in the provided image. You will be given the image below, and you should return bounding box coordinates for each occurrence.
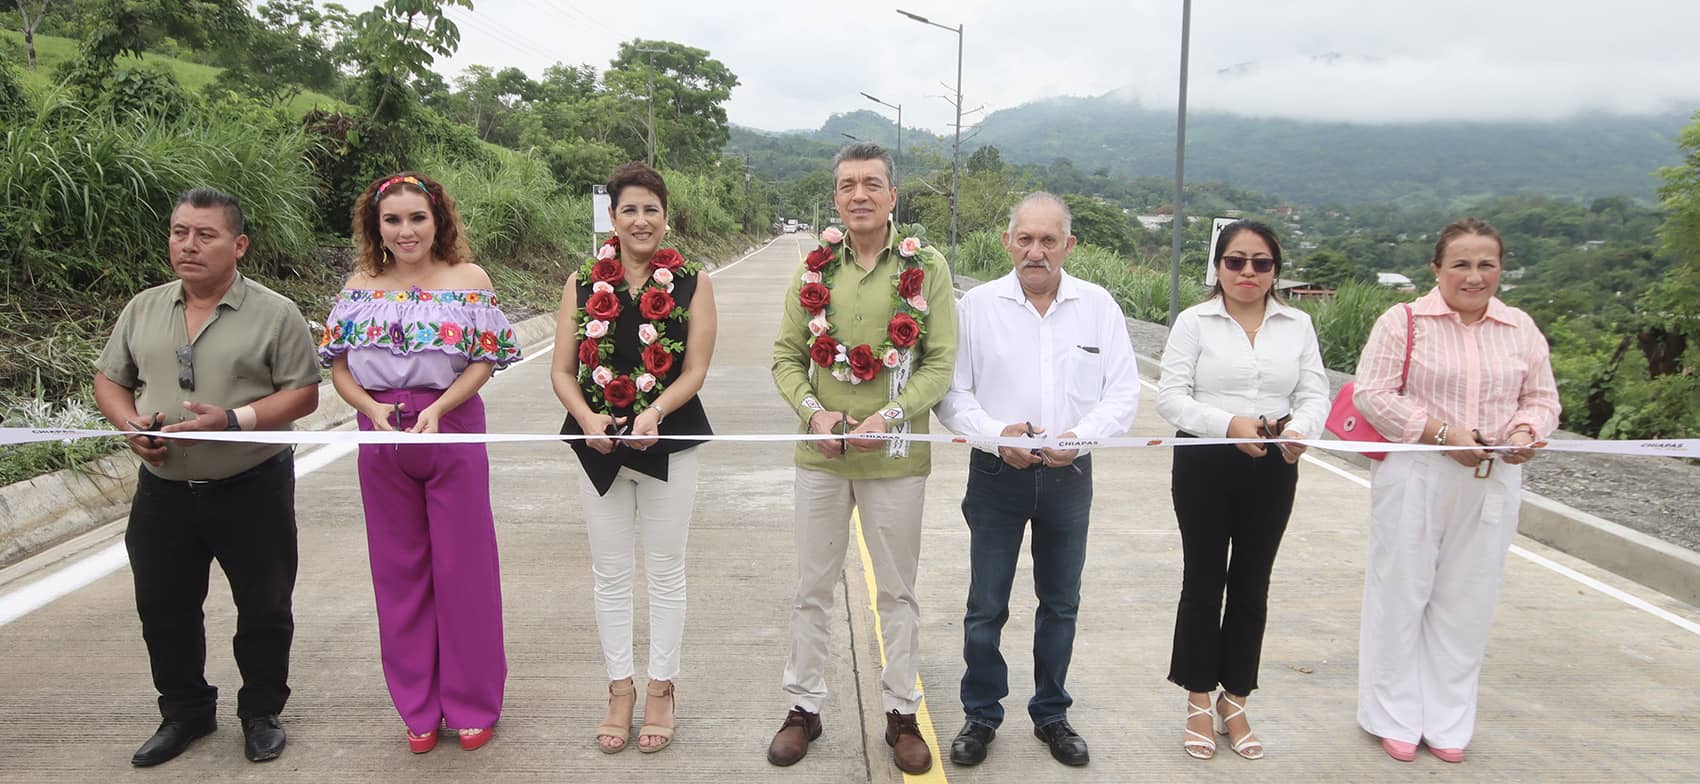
[1077,345,1100,354]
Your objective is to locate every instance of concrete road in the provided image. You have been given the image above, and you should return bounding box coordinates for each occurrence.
[2,234,1699,783]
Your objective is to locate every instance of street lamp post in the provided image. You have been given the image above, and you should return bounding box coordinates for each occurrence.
[859,91,902,220]
[1168,1,1192,325]
[897,8,963,280]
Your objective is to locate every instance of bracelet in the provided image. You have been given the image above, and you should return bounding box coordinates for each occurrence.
[1434,422,1450,446]
[649,403,666,425]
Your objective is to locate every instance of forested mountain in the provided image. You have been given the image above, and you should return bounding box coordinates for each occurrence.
[738,97,1688,208]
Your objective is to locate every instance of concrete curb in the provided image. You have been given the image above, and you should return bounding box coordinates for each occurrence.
[0,312,560,569]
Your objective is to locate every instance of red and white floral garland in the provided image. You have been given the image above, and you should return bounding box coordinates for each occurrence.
[575,235,701,414]
[800,225,930,384]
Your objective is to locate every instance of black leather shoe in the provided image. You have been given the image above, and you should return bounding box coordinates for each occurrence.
[241,714,287,762]
[131,716,216,766]
[949,721,996,766]
[1034,719,1089,766]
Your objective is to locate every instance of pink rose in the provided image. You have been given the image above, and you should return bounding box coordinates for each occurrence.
[638,323,659,344]
[635,373,657,393]
[591,366,614,387]
[439,322,464,345]
[898,236,921,258]
[882,347,902,368]
[807,313,830,337]
[801,270,822,285]
[592,280,614,294]
[585,319,609,339]
[652,267,674,286]
[906,294,928,312]
[831,366,852,383]
[820,226,844,245]
[597,243,617,260]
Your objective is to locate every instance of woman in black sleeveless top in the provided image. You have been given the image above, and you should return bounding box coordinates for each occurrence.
[549,163,716,755]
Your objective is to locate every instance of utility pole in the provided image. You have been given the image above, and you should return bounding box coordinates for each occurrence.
[635,44,668,168]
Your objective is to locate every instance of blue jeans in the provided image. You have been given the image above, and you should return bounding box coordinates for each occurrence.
[959,450,1093,729]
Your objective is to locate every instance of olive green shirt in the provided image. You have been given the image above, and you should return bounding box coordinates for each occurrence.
[771,226,957,478]
[96,274,320,481]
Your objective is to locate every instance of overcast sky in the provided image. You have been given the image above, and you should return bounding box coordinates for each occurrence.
[387,0,1700,131]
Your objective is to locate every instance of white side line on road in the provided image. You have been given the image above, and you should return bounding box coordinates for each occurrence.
[1137,375,1700,638]
[0,238,782,627]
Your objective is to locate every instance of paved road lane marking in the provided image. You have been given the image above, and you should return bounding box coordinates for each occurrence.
[853,509,949,784]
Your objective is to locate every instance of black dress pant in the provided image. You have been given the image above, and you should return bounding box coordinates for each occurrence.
[125,451,298,721]
[1167,434,1297,696]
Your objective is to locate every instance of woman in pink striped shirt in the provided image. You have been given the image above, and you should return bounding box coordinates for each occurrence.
[1352,218,1560,764]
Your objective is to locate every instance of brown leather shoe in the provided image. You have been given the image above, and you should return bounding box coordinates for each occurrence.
[766,707,821,766]
[884,710,933,774]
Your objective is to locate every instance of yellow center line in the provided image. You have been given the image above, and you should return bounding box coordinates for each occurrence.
[854,509,949,784]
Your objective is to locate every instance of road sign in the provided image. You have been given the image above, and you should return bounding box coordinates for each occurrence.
[592,185,612,233]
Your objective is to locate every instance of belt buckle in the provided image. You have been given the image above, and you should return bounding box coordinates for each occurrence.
[1474,458,1494,479]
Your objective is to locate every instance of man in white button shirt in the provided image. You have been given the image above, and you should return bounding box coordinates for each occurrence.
[935,192,1140,768]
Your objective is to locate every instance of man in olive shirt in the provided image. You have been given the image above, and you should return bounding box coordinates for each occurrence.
[92,187,319,767]
[767,143,957,775]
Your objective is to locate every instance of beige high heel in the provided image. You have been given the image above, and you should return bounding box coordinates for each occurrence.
[638,679,675,753]
[596,679,636,753]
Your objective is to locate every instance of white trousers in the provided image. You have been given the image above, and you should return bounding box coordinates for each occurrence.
[1357,451,1522,749]
[577,448,700,681]
[782,468,927,714]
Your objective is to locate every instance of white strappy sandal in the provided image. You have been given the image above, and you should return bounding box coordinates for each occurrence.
[1214,692,1265,760]
[1184,696,1217,760]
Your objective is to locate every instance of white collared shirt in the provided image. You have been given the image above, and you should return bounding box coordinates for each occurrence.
[937,269,1141,451]
[1156,296,1329,439]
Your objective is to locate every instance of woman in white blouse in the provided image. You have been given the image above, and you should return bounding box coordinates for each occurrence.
[1156,220,1329,761]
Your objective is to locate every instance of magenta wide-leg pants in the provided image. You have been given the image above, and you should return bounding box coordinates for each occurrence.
[356,388,506,734]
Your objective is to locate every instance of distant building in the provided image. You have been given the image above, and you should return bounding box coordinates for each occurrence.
[1377,272,1416,292]
[1137,214,1173,231]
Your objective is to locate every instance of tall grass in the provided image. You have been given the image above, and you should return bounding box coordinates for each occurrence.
[662,169,737,239]
[1,90,320,296]
[423,146,581,262]
[1293,279,1413,373]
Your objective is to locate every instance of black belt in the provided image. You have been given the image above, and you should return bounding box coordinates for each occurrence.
[146,449,292,489]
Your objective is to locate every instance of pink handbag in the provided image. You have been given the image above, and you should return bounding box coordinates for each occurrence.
[1325,304,1413,460]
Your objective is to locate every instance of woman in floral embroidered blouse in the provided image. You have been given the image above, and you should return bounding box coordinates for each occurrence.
[1352,218,1560,764]
[549,162,717,755]
[319,172,519,754]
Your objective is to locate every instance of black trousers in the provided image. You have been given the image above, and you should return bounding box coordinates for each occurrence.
[125,451,298,721]
[1167,434,1297,696]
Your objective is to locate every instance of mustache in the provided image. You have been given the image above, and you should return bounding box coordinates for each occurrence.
[1020,259,1055,272]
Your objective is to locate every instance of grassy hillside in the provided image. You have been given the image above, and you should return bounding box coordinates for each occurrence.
[0,29,343,116]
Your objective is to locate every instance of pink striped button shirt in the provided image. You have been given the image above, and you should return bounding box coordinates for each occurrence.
[1353,288,1561,444]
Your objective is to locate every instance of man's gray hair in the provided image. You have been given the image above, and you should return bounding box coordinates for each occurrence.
[831,142,895,184]
[1007,191,1072,236]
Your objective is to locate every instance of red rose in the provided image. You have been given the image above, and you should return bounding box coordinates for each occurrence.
[639,288,676,319]
[585,290,621,320]
[642,343,675,375]
[809,335,839,368]
[887,312,921,348]
[848,344,879,381]
[591,258,623,284]
[898,267,925,299]
[478,331,499,353]
[798,282,831,313]
[804,245,836,272]
[577,338,599,367]
[603,375,637,408]
[651,248,685,270]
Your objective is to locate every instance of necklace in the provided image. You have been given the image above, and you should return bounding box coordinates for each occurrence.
[574,235,702,415]
[799,225,931,384]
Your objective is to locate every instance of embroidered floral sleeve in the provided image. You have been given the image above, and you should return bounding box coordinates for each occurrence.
[317,287,522,371]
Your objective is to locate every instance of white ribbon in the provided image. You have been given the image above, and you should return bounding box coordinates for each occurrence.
[3,427,1697,458]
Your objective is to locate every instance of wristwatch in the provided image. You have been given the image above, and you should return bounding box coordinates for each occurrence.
[224,408,242,431]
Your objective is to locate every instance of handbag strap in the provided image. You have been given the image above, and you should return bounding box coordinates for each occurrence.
[1398,303,1414,395]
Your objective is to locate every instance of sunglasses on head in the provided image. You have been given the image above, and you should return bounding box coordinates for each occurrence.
[1221,255,1276,274]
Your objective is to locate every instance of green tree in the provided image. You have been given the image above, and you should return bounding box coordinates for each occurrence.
[604,39,738,169]
[1059,194,1135,254]
[59,0,249,92]
[1298,249,1374,289]
[213,0,342,107]
[340,0,471,117]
